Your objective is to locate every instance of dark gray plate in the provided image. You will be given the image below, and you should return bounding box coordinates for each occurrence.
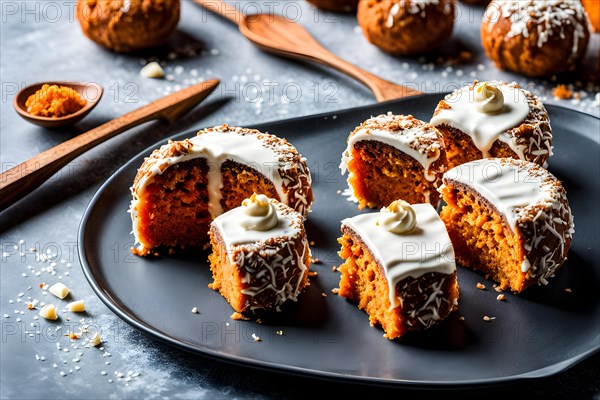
[79,94,600,387]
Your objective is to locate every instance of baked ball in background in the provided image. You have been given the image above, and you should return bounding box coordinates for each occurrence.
[582,0,600,32]
[306,0,359,13]
[357,0,455,56]
[76,0,180,53]
[481,0,590,77]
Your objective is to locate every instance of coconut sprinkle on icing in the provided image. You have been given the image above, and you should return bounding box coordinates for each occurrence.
[399,275,455,330]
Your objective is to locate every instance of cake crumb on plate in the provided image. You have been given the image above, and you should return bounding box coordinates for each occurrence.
[230,312,249,321]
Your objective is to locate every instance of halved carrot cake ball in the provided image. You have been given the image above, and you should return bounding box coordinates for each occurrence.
[338,200,459,340]
[440,158,574,292]
[430,81,552,169]
[208,194,311,313]
[340,114,447,209]
[130,125,313,256]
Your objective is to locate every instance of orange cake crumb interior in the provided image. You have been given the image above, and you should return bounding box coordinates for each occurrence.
[348,141,439,208]
[135,158,211,252]
[219,160,280,212]
[338,231,406,339]
[440,184,527,292]
[134,159,279,254]
[208,230,246,312]
[440,125,517,169]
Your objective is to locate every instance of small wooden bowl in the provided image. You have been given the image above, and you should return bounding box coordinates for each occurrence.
[14,81,103,128]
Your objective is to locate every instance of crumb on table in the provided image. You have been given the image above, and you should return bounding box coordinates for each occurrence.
[553,84,573,100]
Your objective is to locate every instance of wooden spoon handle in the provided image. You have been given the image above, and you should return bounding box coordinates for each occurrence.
[193,0,244,25]
[0,79,220,212]
[312,51,421,102]
[249,39,422,102]
[238,15,421,102]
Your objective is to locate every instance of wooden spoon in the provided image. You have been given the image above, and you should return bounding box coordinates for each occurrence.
[194,0,421,102]
[0,78,220,212]
[14,81,104,128]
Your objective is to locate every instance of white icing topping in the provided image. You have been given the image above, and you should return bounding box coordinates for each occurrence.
[240,194,278,231]
[341,113,442,183]
[444,159,547,232]
[430,81,530,158]
[342,203,456,309]
[377,200,417,234]
[212,200,301,250]
[488,0,588,62]
[474,81,505,114]
[135,130,287,220]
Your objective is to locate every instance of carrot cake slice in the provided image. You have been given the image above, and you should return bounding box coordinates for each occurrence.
[129,125,313,256]
[208,194,311,313]
[338,200,459,340]
[430,81,552,169]
[440,158,574,292]
[340,113,447,209]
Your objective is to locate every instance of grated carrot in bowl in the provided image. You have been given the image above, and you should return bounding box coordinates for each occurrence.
[25,84,87,118]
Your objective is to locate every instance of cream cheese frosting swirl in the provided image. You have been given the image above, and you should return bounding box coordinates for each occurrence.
[376,200,417,234]
[474,81,504,114]
[240,194,278,231]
